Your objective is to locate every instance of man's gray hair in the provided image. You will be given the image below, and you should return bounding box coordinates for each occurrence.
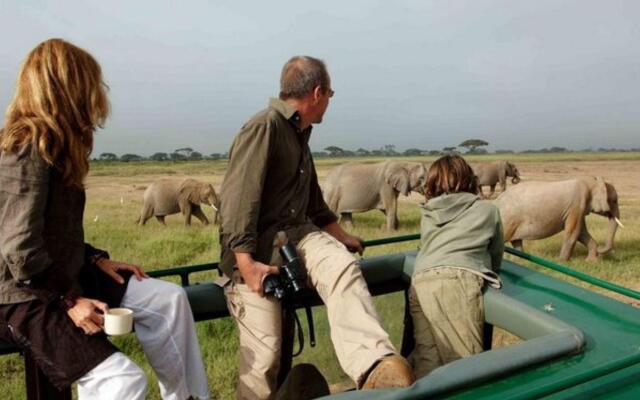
[279,56,330,100]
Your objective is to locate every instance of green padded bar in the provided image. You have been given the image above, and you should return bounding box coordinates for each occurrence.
[184,252,410,322]
[184,283,229,322]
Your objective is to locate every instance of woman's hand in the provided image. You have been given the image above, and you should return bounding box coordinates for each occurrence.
[66,297,109,335]
[96,258,148,284]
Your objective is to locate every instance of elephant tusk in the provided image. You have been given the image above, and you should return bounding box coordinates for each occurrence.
[614,217,625,229]
[211,203,219,211]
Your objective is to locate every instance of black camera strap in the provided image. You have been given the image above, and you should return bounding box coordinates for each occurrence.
[305,305,316,347]
[292,304,316,357]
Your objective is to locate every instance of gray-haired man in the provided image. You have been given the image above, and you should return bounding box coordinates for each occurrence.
[219,56,415,399]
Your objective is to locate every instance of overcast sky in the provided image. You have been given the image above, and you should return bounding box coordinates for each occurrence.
[1,0,639,155]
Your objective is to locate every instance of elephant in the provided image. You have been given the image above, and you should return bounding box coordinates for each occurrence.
[323,160,427,230]
[138,178,220,226]
[496,177,623,261]
[473,160,521,198]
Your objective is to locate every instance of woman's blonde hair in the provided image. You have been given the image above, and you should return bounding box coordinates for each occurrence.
[0,38,109,187]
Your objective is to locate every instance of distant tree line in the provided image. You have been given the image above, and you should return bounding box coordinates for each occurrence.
[95,141,640,162]
[95,147,228,162]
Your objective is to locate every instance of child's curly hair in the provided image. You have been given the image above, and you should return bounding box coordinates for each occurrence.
[424,155,479,201]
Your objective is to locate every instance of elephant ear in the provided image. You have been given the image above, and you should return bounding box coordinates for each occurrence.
[386,167,410,196]
[591,177,610,213]
[408,164,426,192]
[179,179,202,204]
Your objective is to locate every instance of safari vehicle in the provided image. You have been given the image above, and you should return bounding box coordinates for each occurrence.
[2,234,639,399]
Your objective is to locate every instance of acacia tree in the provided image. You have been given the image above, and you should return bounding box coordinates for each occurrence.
[99,152,118,161]
[459,139,489,154]
[174,147,194,158]
[120,153,144,162]
[324,146,345,157]
[403,148,423,156]
[442,146,458,155]
[150,152,169,161]
[170,152,187,161]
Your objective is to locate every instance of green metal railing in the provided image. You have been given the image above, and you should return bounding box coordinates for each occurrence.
[505,246,640,302]
[148,233,640,302]
[363,234,640,302]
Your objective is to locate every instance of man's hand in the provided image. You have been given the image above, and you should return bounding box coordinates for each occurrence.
[235,252,279,296]
[322,221,365,255]
[341,233,365,255]
[96,258,148,284]
[67,297,109,335]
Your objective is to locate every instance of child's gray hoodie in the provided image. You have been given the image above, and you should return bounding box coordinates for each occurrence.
[415,192,504,288]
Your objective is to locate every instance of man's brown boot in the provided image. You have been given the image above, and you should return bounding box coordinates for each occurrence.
[361,354,416,390]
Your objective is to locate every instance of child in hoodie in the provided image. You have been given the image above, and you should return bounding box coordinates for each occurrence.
[409,155,504,378]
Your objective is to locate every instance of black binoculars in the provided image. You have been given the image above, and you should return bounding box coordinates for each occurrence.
[263,242,307,300]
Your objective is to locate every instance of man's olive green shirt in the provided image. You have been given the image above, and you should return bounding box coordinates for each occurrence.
[219,98,337,277]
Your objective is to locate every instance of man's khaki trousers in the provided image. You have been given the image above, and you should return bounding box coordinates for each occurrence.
[408,268,485,379]
[224,231,396,400]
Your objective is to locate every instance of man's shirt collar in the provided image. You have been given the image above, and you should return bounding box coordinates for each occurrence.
[269,97,299,121]
[268,97,313,137]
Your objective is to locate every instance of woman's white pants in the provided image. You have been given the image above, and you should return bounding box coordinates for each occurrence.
[76,277,210,400]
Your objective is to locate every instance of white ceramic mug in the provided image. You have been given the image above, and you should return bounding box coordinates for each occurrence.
[104,308,134,336]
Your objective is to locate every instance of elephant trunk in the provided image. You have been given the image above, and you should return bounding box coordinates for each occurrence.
[511,175,521,184]
[598,208,621,254]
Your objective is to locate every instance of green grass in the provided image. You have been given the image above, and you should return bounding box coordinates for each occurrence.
[2,155,639,399]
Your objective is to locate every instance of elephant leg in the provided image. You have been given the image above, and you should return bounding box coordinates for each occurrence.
[155,215,166,226]
[559,213,582,261]
[577,226,598,261]
[385,198,398,231]
[341,212,354,230]
[511,239,523,251]
[178,200,192,226]
[376,209,387,229]
[192,206,210,225]
[489,185,496,198]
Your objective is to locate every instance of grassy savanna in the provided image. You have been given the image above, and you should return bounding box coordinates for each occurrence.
[1,153,639,399]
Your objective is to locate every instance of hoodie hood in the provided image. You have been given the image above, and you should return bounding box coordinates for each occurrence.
[421,192,479,226]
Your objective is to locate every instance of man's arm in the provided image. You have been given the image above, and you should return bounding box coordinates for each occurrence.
[306,156,338,228]
[220,121,278,294]
[322,221,364,255]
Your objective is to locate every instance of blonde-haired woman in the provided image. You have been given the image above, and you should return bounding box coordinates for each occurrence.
[0,39,209,400]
